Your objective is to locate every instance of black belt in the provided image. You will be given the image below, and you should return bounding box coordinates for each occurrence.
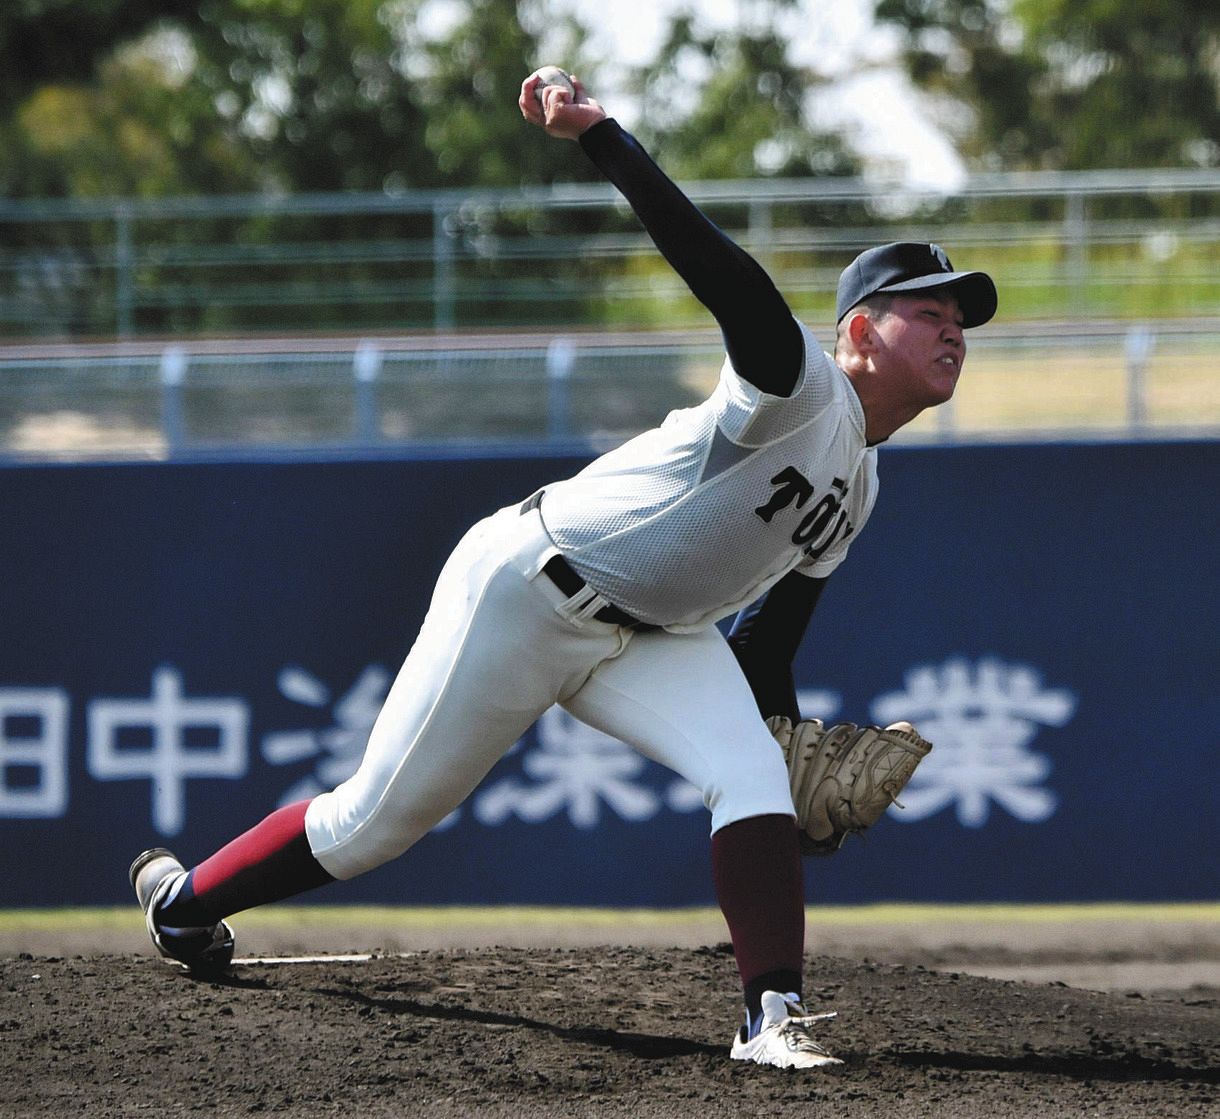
[520,492,658,631]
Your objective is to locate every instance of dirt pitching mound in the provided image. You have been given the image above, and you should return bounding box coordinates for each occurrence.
[3,946,1216,1118]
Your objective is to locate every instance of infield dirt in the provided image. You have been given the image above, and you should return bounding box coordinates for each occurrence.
[2,911,1217,1118]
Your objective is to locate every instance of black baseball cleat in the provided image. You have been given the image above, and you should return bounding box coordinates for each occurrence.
[129,847,236,975]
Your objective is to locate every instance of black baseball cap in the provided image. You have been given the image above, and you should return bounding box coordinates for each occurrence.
[835,242,997,328]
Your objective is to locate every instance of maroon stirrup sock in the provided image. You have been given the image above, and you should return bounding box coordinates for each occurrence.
[158,800,335,927]
[712,813,805,1024]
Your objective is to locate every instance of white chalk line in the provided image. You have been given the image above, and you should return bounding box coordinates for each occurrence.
[234,953,412,965]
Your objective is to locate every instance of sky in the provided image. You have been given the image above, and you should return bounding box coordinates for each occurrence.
[546,0,967,189]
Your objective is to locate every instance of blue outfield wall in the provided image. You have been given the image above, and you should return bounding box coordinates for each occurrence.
[1,440,1217,907]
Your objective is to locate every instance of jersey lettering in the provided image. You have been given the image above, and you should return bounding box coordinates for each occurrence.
[753,467,814,523]
[756,468,854,559]
[803,514,853,561]
[792,493,837,544]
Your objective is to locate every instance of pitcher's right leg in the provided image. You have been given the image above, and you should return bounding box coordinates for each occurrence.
[304,507,626,880]
[131,503,623,967]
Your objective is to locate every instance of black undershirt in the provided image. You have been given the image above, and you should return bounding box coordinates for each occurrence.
[579,118,804,397]
[725,574,828,722]
[579,118,828,721]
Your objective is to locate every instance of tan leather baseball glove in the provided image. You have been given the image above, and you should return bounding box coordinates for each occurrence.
[766,716,933,855]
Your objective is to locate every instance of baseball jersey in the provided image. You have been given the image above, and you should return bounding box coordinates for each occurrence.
[540,320,879,631]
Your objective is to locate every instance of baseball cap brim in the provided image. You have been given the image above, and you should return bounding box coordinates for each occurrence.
[876,270,998,328]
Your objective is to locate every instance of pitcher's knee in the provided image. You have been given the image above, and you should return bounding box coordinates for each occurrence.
[704,761,795,835]
[305,792,432,881]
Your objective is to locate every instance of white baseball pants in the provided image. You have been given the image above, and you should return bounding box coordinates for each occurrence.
[304,501,795,880]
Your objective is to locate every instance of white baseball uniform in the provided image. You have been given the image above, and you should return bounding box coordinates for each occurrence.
[133,111,994,1051]
[305,322,879,880]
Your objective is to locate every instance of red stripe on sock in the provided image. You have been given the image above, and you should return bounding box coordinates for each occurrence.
[164,800,334,926]
[189,799,312,895]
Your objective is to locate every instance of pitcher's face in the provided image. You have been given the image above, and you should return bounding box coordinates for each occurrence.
[872,293,967,406]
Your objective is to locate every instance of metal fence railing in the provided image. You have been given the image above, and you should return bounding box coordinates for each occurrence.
[2,167,1217,458]
[2,321,1217,461]
[1,167,1217,338]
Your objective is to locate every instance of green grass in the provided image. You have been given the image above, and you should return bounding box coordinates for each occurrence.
[2,901,1215,933]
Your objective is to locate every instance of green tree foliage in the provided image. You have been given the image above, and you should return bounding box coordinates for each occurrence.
[185,0,432,192]
[8,33,262,197]
[875,0,1220,170]
[0,0,862,198]
[1017,0,1220,169]
[0,0,203,104]
[0,2,255,196]
[0,0,601,198]
[412,0,598,187]
[631,1,858,179]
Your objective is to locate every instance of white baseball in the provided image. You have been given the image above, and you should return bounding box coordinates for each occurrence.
[533,66,576,104]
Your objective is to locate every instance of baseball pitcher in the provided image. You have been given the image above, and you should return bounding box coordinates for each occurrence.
[129,67,996,1070]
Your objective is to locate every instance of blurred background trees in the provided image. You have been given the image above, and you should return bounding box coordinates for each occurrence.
[875,0,1220,171]
[0,0,601,198]
[1,0,1216,199]
[625,0,858,180]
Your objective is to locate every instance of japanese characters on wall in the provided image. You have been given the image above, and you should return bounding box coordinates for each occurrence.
[1,443,1216,906]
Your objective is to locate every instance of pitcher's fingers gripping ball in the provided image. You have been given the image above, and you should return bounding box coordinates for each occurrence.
[767,717,933,855]
[532,65,576,103]
[520,66,604,140]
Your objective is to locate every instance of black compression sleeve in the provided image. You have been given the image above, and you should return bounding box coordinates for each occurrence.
[727,572,829,721]
[579,118,804,396]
